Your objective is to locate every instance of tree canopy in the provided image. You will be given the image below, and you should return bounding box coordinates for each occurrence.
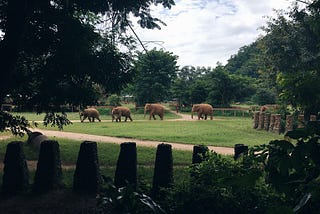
[0,0,175,133]
[133,49,178,105]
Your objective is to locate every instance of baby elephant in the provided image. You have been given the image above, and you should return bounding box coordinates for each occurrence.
[111,106,133,122]
[80,108,101,122]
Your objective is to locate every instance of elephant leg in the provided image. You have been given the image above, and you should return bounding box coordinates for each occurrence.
[81,116,86,122]
[152,114,156,120]
[210,114,213,120]
[92,117,95,122]
[125,116,128,122]
[197,112,201,120]
[158,114,163,120]
[204,114,208,120]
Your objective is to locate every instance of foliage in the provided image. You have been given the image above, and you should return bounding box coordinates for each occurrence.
[133,49,178,105]
[0,111,31,136]
[107,94,121,106]
[165,152,286,214]
[261,0,320,116]
[251,88,277,105]
[251,121,320,213]
[0,0,175,134]
[97,178,165,214]
[205,65,255,107]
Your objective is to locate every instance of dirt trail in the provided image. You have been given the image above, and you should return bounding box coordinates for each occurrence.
[30,110,234,155]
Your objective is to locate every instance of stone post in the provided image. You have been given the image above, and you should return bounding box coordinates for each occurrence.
[258,112,265,129]
[297,115,305,128]
[310,115,317,121]
[253,112,259,129]
[285,115,293,133]
[273,114,281,134]
[269,114,275,132]
[264,113,271,131]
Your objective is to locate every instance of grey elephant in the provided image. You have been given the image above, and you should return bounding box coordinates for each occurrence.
[144,103,165,120]
[111,106,133,122]
[191,104,214,120]
[80,108,101,122]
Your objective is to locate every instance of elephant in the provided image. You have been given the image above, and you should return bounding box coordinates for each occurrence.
[111,106,133,122]
[191,104,214,120]
[144,103,165,120]
[80,108,101,122]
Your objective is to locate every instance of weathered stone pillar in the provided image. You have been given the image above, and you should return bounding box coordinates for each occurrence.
[192,145,209,164]
[310,115,317,121]
[297,115,305,128]
[258,112,265,129]
[253,112,260,129]
[269,114,275,132]
[273,114,281,134]
[264,113,271,131]
[285,115,294,133]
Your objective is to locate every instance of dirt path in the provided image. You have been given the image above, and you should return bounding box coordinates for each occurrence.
[31,128,234,155]
[1,111,234,155]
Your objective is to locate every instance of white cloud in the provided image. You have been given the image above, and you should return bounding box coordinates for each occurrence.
[131,0,295,67]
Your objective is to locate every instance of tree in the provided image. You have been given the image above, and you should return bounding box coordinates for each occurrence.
[0,0,176,133]
[133,49,178,105]
[205,66,255,107]
[261,0,320,116]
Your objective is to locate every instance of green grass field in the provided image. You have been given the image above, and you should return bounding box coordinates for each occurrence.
[8,110,284,148]
[38,118,282,147]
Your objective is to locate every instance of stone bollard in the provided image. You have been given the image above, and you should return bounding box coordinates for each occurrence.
[285,115,294,133]
[264,113,271,131]
[1,141,29,196]
[152,143,173,198]
[269,114,275,132]
[27,131,49,149]
[310,115,317,121]
[253,112,260,129]
[33,140,63,193]
[273,114,282,134]
[234,144,248,160]
[114,142,137,189]
[298,115,305,128]
[73,141,102,194]
[192,145,209,164]
[258,112,265,129]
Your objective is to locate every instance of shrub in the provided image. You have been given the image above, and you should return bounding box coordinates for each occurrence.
[165,152,286,213]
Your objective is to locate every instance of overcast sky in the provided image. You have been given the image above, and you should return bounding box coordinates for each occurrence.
[132,0,295,67]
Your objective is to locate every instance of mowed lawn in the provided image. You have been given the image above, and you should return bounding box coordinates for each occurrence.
[38,117,283,148]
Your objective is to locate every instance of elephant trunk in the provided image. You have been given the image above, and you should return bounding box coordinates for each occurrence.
[144,108,147,118]
[191,110,194,119]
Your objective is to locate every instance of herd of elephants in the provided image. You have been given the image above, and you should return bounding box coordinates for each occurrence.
[79,103,214,122]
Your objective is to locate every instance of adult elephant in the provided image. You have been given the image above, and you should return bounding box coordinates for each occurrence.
[80,108,101,122]
[191,104,214,120]
[111,106,133,122]
[144,103,165,120]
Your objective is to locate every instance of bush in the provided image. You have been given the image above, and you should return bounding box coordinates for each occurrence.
[107,94,121,106]
[165,152,286,213]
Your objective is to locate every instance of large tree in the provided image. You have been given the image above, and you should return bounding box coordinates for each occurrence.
[133,49,178,105]
[261,0,320,116]
[0,0,175,133]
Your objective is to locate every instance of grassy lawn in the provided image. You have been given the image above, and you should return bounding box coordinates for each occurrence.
[8,109,284,148]
[38,117,283,147]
